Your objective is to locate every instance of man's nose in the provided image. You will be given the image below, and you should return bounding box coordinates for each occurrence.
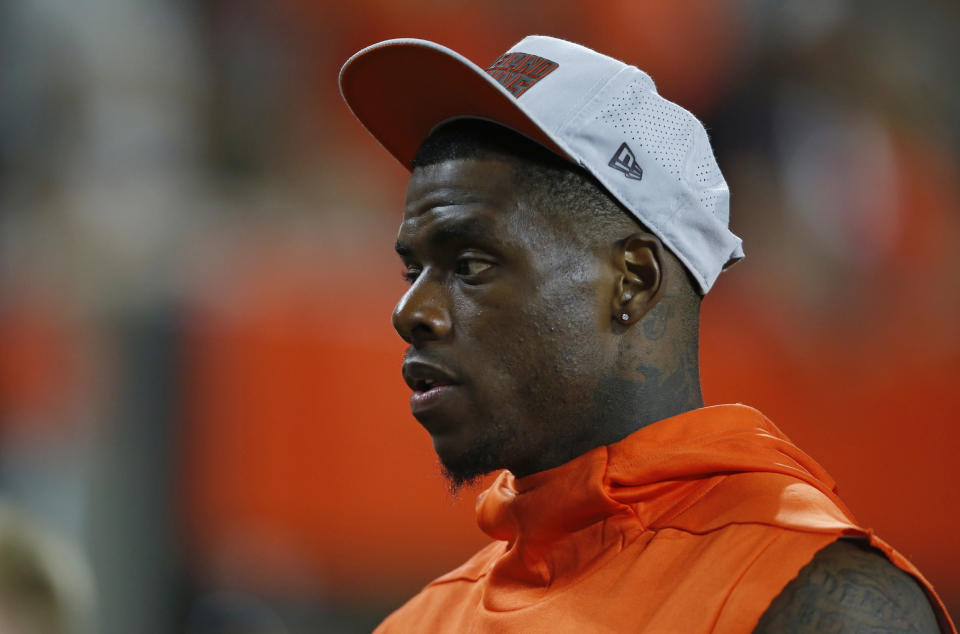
[392,276,452,344]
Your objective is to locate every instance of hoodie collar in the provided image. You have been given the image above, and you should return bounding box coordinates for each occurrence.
[476,404,841,546]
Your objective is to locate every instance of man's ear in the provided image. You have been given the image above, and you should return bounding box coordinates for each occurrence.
[612,232,664,325]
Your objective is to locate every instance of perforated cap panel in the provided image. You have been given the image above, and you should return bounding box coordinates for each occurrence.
[559,67,741,292]
[685,123,728,224]
[596,81,694,181]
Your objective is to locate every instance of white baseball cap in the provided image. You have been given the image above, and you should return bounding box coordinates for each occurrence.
[339,35,744,293]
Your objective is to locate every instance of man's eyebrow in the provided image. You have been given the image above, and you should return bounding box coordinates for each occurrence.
[395,217,495,257]
[431,217,493,247]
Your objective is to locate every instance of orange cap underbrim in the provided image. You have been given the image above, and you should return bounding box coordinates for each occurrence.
[339,39,567,170]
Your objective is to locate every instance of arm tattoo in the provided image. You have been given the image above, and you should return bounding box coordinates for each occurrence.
[753,539,941,633]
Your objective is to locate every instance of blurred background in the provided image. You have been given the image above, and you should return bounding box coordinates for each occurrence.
[0,0,958,632]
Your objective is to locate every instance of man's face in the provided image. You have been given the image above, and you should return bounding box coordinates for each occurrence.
[394,157,616,485]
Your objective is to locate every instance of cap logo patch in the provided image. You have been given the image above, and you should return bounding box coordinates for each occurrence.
[608,142,644,181]
[485,52,558,98]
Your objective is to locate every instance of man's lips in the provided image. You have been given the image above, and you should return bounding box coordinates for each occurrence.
[401,359,461,415]
[409,384,456,414]
[401,359,460,391]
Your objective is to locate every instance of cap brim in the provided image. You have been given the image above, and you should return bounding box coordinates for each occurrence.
[339,39,567,170]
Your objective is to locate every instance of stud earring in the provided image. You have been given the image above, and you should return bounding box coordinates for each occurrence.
[620,313,630,321]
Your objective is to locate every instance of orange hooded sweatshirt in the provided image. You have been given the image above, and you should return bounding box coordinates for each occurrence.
[376,404,955,633]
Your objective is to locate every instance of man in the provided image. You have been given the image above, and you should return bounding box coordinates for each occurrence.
[340,36,955,632]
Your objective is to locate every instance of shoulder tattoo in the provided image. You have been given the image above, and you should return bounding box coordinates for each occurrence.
[753,539,942,633]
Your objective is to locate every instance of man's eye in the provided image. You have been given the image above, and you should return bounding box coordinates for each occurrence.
[401,266,421,283]
[455,259,493,277]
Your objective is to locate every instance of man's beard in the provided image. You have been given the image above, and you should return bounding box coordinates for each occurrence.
[438,417,518,495]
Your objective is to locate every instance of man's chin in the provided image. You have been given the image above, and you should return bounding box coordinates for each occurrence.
[434,433,506,496]
[439,462,487,496]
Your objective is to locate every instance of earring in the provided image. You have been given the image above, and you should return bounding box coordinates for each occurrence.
[620,313,630,321]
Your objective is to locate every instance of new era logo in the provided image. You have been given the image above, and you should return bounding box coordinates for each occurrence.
[608,142,643,181]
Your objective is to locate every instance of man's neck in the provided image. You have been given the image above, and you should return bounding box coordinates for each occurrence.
[508,363,704,479]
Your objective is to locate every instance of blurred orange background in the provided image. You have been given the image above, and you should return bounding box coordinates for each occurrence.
[0,1,957,632]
